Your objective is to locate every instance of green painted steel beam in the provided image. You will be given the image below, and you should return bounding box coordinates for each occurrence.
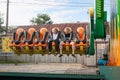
[89,18,95,55]
[119,0,120,14]
[89,0,107,55]
[118,0,120,31]
[104,11,107,22]
[0,72,104,80]
[96,0,104,18]
[95,0,106,38]
[103,11,107,38]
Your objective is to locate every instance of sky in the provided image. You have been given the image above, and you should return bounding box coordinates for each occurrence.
[0,0,110,26]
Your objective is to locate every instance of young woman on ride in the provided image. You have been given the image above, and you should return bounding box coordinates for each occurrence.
[48,27,61,54]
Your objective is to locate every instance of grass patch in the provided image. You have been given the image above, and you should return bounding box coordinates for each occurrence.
[0,61,28,64]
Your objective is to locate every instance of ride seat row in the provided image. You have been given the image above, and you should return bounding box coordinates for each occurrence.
[9,27,88,55]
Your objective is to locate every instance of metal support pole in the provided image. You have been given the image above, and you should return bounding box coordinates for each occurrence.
[4,0,9,61]
[6,0,9,34]
[95,42,98,67]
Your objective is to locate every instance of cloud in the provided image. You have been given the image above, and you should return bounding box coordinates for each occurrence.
[0,0,110,26]
[0,0,69,26]
[49,8,88,23]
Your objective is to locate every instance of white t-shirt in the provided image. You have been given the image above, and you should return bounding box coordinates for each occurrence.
[53,33,58,40]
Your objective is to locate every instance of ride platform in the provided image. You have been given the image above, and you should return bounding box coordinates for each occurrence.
[0,63,104,80]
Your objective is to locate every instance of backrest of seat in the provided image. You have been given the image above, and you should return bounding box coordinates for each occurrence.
[15,28,24,41]
[77,27,85,41]
[40,28,48,40]
[27,28,36,41]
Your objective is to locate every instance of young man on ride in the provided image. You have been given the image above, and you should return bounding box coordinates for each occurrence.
[59,27,75,57]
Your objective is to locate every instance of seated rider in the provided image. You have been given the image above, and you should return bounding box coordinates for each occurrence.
[48,27,61,54]
[59,27,75,57]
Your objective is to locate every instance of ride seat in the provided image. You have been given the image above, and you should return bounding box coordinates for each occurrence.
[10,28,25,47]
[75,27,87,47]
[25,28,36,47]
[36,28,48,47]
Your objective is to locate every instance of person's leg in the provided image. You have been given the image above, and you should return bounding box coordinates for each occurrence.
[48,40,52,53]
[54,40,59,52]
[70,41,76,57]
[59,41,64,57]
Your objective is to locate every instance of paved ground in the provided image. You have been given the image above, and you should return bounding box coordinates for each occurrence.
[0,63,98,74]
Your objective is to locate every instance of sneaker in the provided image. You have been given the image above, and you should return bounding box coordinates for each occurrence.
[54,52,58,56]
[49,52,52,55]
[55,51,58,54]
[59,54,63,57]
[72,54,76,57]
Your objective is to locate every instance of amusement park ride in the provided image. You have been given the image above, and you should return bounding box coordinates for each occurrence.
[0,0,120,80]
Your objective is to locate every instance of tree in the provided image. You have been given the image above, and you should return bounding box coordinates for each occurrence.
[30,14,53,25]
[0,13,3,27]
[0,12,4,33]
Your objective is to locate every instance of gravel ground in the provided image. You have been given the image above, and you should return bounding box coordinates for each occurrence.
[0,63,98,74]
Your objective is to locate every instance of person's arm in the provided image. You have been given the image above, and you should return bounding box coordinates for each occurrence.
[58,31,62,41]
[68,32,74,42]
[75,31,80,42]
[55,31,61,41]
[61,32,66,42]
[47,32,52,42]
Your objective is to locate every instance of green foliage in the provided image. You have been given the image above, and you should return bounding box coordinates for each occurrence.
[0,14,3,27]
[0,12,5,33]
[30,14,53,25]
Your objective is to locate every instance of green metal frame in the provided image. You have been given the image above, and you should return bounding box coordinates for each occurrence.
[0,72,104,80]
[118,0,120,31]
[95,0,106,38]
[89,0,107,55]
[89,18,95,55]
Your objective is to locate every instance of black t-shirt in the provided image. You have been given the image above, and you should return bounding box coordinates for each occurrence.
[61,32,73,42]
[64,33,71,40]
[65,33,70,38]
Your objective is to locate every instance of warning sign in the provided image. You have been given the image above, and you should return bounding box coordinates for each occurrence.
[2,37,12,53]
